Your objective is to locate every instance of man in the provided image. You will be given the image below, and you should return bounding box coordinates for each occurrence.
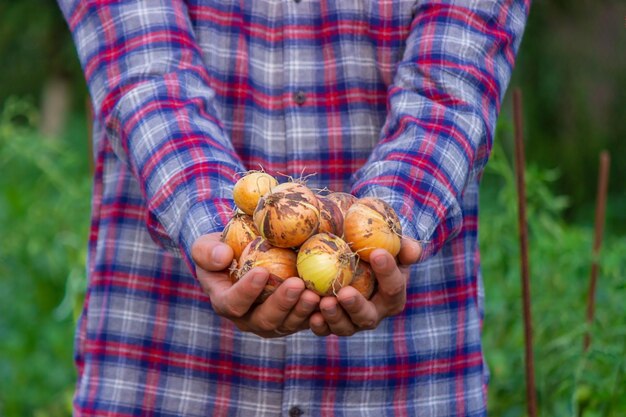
[59,0,529,415]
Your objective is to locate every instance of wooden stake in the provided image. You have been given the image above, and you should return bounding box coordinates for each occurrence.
[583,151,610,352]
[513,88,537,417]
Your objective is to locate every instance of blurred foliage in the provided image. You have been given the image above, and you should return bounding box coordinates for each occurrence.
[508,0,626,231]
[0,99,90,416]
[0,0,85,103]
[480,120,626,416]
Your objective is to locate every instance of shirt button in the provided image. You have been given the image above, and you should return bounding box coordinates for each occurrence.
[293,91,307,106]
[294,0,302,3]
[289,406,304,417]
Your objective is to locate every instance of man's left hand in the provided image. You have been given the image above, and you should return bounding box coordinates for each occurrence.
[309,238,422,336]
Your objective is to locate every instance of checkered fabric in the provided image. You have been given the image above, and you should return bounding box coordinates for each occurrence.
[59,0,529,415]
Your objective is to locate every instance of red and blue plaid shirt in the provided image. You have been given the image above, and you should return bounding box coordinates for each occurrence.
[59,0,529,415]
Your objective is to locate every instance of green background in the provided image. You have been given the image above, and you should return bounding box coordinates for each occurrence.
[1,0,624,415]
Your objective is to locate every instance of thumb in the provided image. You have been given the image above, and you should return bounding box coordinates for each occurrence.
[397,238,422,266]
[191,233,234,272]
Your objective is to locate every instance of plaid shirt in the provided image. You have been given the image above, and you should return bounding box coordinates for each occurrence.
[59,0,529,415]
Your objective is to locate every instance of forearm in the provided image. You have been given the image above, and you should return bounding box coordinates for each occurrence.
[59,0,246,271]
[352,0,531,259]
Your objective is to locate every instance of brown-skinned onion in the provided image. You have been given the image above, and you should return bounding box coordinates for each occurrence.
[343,197,402,262]
[220,212,259,261]
[233,171,278,215]
[253,182,320,248]
[235,237,298,303]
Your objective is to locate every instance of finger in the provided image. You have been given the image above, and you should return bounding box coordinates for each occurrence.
[337,287,379,330]
[369,249,406,315]
[247,277,304,332]
[196,268,233,297]
[279,290,320,333]
[209,267,268,318]
[191,233,234,272]
[397,238,422,266]
[319,297,357,337]
[309,312,331,337]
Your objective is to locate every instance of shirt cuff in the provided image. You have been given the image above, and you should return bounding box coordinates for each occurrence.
[351,161,462,262]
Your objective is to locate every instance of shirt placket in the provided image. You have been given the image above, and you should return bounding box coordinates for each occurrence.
[281,0,317,180]
[281,2,319,415]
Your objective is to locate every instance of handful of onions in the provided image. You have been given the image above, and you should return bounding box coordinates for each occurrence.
[221,171,403,300]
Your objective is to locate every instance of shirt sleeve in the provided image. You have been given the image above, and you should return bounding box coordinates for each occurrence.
[351,0,530,260]
[58,0,245,273]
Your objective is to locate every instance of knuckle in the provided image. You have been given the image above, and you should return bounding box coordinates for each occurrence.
[387,303,406,316]
[384,283,405,298]
[276,299,295,314]
[221,304,245,319]
[312,328,329,337]
[358,319,377,331]
[333,327,356,337]
[255,318,276,332]
[281,323,296,333]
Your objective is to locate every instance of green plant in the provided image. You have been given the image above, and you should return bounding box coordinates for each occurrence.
[0,98,90,417]
[480,123,626,416]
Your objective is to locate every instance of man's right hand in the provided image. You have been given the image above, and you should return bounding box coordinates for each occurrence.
[191,233,320,338]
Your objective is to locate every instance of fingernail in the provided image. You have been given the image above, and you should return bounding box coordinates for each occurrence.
[211,245,229,262]
[286,288,300,302]
[302,299,316,310]
[342,296,356,308]
[323,305,337,317]
[373,255,387,269]
[252,272,266,288]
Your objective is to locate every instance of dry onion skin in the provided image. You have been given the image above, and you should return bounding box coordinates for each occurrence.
[317,196,344,237]
[233,171,279,215]
[220,213,259,261]
[349,261,376,300]
[235,237,298,303]
[325,192,357,218]
[296,233,355,296]
[343,197,402,263]
[253,182,320,248]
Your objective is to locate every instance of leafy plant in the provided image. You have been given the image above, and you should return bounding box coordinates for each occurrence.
[480,122,626,416]
[0,98,90,417]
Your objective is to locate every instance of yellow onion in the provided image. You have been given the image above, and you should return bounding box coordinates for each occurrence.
[220,213,259,261]
[253,182,320,248]
[349,261,376,300]
[317,196,344,237]
[343,197,402,262]
[235,237,298,303]
[325,192,357,218]
[296,233,355,296]
[233,171,278,215]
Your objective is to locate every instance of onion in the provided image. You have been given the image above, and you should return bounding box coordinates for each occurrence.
[343,197,402,262]
[253,182,320,248]
[325,192,357,217]
[235,237,298,303]
[233,171,278,215]
[317,196,344,237]
[349,261,376,300]
[296,233,355,296]
[220,212,259,261]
